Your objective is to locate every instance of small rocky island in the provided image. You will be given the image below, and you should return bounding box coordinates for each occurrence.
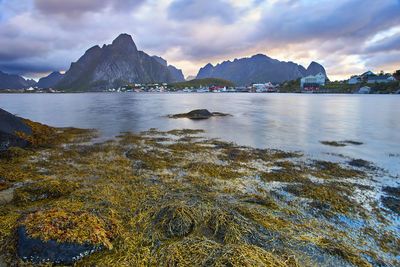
[0,108,399,266]
[168,109,231,119]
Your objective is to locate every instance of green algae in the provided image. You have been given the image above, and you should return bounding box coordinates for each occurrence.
[0,126,398,266]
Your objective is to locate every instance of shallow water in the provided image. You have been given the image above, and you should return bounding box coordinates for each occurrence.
[1,92,399,177]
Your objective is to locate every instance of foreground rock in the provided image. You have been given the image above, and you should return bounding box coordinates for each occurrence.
[169,109,231,120]
[18,226,102,265]
[18,209,112,265]
[0,108,32,151]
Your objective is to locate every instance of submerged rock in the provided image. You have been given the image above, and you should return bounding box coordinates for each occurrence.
[18,226,102,265]
[169,109,231,120]
[0,108,32,151]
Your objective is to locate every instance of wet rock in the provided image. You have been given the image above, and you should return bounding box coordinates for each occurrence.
[169,109,231,120]
[382,186,400,198]
[381,196,400,216]
[320,141,346,147]
[348,159,375,170]
[0,108,32,151]
[0,187,15,205]
[17,226,102,265]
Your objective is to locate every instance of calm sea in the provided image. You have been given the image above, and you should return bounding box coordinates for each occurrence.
[1,93,399,179]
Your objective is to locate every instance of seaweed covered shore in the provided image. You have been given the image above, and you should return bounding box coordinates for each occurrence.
[0,121,399,266]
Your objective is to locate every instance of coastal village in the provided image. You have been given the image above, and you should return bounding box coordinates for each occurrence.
[1,70,399,94]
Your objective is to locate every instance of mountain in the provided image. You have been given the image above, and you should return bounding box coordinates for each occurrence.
[55,34,177,91]
[0,70,36,89]
[196,54,327,85]
[152,56,185,82]
[37,71,64,88]
[305,61,327,77]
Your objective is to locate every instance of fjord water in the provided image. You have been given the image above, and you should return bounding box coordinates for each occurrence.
[1,93,399,177]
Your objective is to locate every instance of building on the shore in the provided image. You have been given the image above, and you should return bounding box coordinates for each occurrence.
[302,83,320,92]
[366,75,396,84]
[348,76,362,84]
[358,86,371,94]
[301,73,326,88]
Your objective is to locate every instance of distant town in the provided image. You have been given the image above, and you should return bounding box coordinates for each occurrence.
[1,70,399,95]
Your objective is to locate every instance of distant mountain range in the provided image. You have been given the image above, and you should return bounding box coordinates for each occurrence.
[1,33,328,90]
[55,34,185,91]
[36,71,64,88]
[196,54,327,85]
[0,70,36,90]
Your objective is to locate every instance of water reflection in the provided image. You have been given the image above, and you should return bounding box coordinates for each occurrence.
[1,93,399,175]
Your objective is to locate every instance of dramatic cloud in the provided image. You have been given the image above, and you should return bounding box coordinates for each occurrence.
[34,0,147,18]
[167,0,239,24]
[0,0,399,80]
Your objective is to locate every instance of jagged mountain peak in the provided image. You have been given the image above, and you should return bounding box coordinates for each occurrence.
[111,33,137,51]
[196,54,327,85]
[54,33,180,90]
[306,61,327,77]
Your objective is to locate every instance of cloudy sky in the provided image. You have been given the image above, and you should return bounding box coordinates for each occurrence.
[0,0,399,81]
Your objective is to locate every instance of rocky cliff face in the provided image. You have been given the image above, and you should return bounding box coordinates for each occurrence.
[152,56,185,82]
[0,71,36,89]
[305,61,328,78]
[37,72,64,88]
[196,54,326,85]
[55,34,177,91]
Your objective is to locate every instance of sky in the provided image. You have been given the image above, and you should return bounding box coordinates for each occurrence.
[0,0,399,81]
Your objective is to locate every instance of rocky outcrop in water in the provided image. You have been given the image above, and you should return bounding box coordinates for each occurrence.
[169,109,231,120]
[0,108,32,151]
[55,34,177,91]
[196,54,327,85]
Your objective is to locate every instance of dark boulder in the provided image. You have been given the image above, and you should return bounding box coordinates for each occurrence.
[186,109,213,119]
[0,108,32,151]
[18,226,102,265]
[170,109,230,120]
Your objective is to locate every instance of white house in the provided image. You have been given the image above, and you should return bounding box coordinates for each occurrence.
[358,86,371,94]
[348,76,361,84]
[366,75,396,84]
[301,73,326,88]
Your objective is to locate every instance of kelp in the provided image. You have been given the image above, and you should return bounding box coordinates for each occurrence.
[0,124,398,266]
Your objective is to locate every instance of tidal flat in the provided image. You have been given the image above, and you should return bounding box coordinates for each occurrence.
[0,121,399,266]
